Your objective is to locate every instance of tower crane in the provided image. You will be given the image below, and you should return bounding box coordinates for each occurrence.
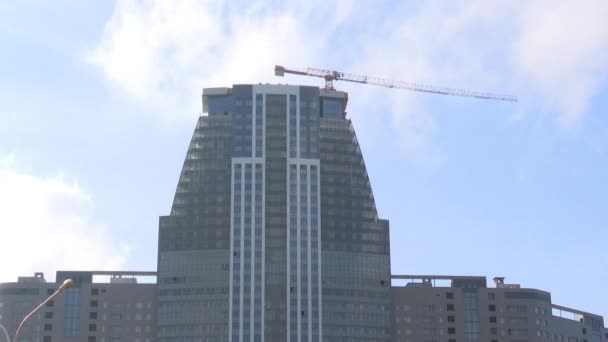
[275,65,517,103]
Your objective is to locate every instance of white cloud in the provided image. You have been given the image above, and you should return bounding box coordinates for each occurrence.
[87,0,354,118]
[513,0,608,126]
[87,0,608,151]
[0,157,130,283]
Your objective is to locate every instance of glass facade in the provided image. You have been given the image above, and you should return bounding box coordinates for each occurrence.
[319,116,392,342]
[158,84,391,342]
[64,287,81,336]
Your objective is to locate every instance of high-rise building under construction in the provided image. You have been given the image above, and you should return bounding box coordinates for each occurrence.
[156,84,392,342]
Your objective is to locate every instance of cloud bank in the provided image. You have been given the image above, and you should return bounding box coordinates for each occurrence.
[88,0,608,147]
[0,155,129,282]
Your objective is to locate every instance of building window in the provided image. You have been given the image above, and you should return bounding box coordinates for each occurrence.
[508,328,528,336]
[43,337,51,342]
[89,324,97,332]
[46,300,54,307]
[88,337,96,342]
[489,304,496,312]
[45,312,53,319]
[448,316,455,323]
[90,312,98,320]
[488,292,496,300]
[448,327,456,334]
[491,328,497,335]
[447,304,454,311]
[446,292,454,299]
[91,288,99,296]
[489,316,497,323]
[44,324,52,331]
[90,300,98,307]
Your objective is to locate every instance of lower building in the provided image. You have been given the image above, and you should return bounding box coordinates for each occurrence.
[2,271,606,342]
[0,271,156,342]
[391,275,607,342]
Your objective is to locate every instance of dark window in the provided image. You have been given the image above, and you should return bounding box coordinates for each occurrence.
[321,99,343,118]
[44,324,52,331]
[490,316,497,323]
[492,340,498,342]
[43,337,51,342]
[448,327,456,334]
[582,328,587,335]
[91,288,99,296]
[45,311,53,319]
[447,304,454,311]
[89,324,96,332]
[88,337,96,342]
[446,292,454,299]
[90,312,98,319]
[448,316,455,323]
[47,288,54,295]
[449,339,456,342]
[488,292,496,300]
[90,300,98,307]
[489,304,496,312]
[46,300,54,307]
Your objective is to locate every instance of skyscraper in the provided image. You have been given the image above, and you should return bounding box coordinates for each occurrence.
[157,84,392,342]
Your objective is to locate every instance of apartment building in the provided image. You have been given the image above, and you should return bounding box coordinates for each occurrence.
[0,271,156,342]
[391,275,607,342]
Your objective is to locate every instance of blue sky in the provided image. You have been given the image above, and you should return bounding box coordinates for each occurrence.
[1,1,607,320]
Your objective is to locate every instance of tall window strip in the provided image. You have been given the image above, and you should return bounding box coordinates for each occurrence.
[287,162,321,342]
[285,89,322,342]
[463,290,481,342]
[230,161,265,342]
[255,94,264,158]
[63,287,81,336]
[230,90,266,342]
[289,94,298,158]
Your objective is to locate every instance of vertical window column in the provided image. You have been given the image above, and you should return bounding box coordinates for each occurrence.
[230,164,242,342]
[310,164,321,342]
[255,94,264,158]
[289,95,297,158]
[253,163,264,341]
[243,164,252,341]
[64,287,81,337]
[299,165,309,342]
[231,161,265,342]
[288,164,298,342]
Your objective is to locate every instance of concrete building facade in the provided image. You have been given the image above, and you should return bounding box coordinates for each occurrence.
[157,84,392,342]
[0,271,156,342]
[391,275,607,342]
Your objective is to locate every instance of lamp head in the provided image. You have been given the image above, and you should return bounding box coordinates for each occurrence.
[59,279,74,291]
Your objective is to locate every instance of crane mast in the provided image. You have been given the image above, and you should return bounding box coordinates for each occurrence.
[275,65,517,103]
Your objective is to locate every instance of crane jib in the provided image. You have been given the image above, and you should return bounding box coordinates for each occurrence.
[274,65,517,103]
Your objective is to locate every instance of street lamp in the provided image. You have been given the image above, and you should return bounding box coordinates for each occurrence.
[12,278,73,342]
